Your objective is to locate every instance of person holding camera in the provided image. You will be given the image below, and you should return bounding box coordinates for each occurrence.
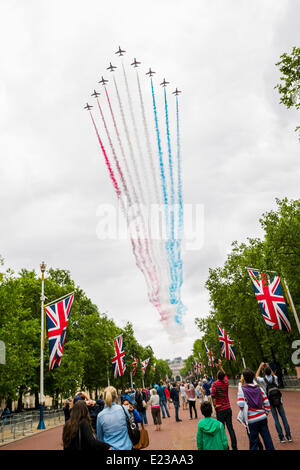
[256,362,292,443]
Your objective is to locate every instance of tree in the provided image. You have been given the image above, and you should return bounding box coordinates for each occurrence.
[275,47,300,139]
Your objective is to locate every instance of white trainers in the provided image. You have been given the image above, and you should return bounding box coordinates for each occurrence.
[280,438,286,443]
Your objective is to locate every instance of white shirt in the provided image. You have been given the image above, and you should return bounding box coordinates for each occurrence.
[180,386,186,396]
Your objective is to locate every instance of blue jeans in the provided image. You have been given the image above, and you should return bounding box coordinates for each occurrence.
[271,404,291,440]
[248,418,275,450]
[173,400,180,421]
[160,399,170,418]
[139,407,148,425]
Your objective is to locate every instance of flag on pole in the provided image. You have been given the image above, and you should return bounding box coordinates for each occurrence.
[141,358,150,374]
[132,357,138,376]
[205,343,215,367]
[166,374,169,382]
[247,269,291,332]
[45,292,74,370]
[218,325,236,361]
[194,359,201,375]
[112,334,126,379]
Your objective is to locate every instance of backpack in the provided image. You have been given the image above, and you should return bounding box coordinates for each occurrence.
[264,376,282,407]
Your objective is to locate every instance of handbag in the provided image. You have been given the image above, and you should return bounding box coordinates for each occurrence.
[133,423,149,450]
[142,400,147,408]
[122,405,140,446]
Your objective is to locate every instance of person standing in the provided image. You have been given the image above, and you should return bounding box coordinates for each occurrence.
[96,386,132,450]
[63,400,110,450]
[238,368,274,450]
[179,382,188,410]
[186,383,198,419]
[197,402,229,450]
[211,360,238,450]
[157,381,170,419]
[256,362,292,443]
[170,382,182,422]
[135,388,148,425]
[149,388,162,431]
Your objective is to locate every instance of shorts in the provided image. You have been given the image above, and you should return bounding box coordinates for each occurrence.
[181,394,187,403]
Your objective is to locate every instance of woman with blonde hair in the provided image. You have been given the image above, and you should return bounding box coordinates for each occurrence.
[149,388,162,431]
[96,386,132,450]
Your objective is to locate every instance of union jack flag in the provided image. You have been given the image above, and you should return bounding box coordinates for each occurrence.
[132,357,138,376]
[194,359,201,375]
[205,344,215,367]
[45,293,74,370]
[218,325,236,361]
[141,358,150,374]
[112,334,126,378]
[247,269,291,332]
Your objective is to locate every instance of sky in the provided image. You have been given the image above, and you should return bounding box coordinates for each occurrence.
[0,0,299,362]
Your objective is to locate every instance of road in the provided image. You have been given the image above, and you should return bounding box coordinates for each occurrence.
[1,388,299,450]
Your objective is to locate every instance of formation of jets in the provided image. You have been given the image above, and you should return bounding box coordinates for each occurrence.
[85,47,182,109]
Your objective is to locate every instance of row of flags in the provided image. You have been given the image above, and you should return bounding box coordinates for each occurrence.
[111,334,150,379]
[200,268,294,370]
[41,267,295,375]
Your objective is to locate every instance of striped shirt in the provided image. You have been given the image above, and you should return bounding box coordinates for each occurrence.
[237,383,270,424]
[211,376,231,411]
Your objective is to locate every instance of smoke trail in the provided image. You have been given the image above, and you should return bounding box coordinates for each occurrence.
[150,77,179,311]
[122,63,151,206]
[111,77,145,206]
[89,111,121,197]
[89,109,168,323]
[174,96,185,324]
[136,69,172,319]
[163,87,178,306]
[104,83,169,323]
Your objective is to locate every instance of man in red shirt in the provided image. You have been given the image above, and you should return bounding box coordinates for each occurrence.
[211,360,238,450]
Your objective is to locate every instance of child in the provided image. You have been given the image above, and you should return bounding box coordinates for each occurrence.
[196,402,229,450]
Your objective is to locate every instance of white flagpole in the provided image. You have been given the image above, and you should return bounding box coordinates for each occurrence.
[283,278,300,335]
[37,262,46,429]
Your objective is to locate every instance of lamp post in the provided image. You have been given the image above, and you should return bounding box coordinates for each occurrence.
[37,261,46,429]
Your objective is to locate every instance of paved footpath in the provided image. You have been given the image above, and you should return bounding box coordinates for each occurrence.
[1,388,299,451]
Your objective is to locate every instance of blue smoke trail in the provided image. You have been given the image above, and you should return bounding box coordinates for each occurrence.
[150,78,178,316]
[163,87,178,305]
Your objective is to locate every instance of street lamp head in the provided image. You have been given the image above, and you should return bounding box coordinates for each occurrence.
[40,262,46,273]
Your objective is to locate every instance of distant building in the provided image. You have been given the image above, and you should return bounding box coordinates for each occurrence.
[166,357,184,381]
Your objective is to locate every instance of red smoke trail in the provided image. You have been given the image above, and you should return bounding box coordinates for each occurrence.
[90,110,168,320]
[89,111,120,197]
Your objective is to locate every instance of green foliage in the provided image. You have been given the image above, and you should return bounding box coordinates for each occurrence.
[194,198,300,377]
[0,266,169,406]
[275,47,300,139]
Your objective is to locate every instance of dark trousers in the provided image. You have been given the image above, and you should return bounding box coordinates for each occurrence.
[216,408,237,450]
[188,400,197,419]
[248,418,275,450]
[173,400,180,421]
[270,404,291,440]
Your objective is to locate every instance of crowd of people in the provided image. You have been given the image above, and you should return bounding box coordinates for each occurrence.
[61,360,293,451]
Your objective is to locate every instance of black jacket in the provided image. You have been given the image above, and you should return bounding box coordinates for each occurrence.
[64,418,109,451]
